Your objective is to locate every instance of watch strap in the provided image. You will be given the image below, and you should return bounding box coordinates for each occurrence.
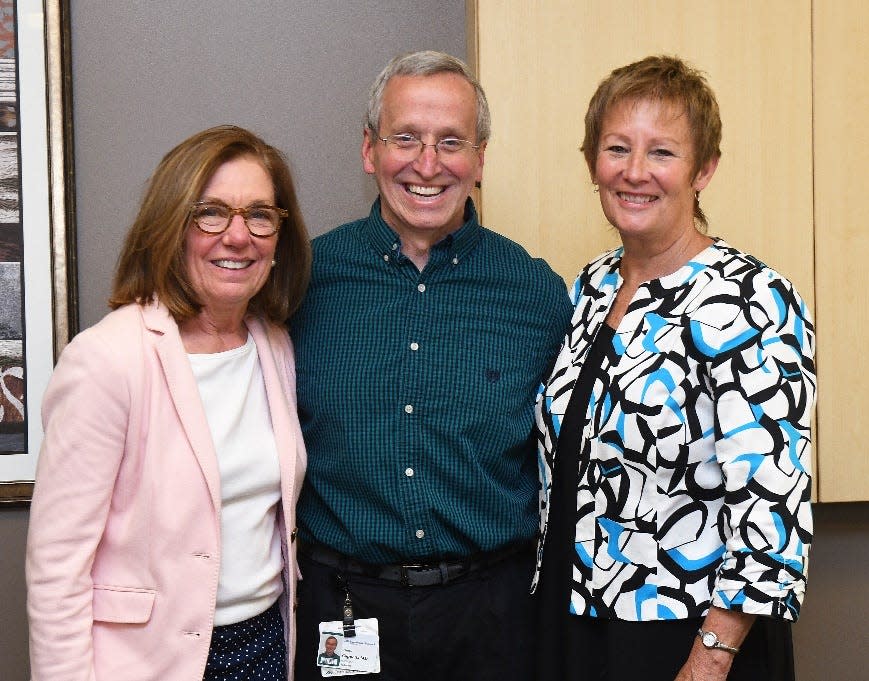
[697,628,740,655]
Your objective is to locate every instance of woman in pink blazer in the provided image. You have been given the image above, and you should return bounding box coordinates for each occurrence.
[26,126,311,681]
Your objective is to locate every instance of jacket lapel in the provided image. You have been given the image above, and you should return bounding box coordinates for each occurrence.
[247,317,299,505]
[545,255,620,440]
[141,303,222,511]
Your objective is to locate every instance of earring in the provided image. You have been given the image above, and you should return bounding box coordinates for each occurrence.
[593,184,599,193]
[270,259,277,267]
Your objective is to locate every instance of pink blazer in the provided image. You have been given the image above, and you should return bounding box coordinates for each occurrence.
[26,302,306,680]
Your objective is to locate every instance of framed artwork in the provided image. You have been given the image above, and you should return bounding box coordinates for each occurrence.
[0,0,77,504]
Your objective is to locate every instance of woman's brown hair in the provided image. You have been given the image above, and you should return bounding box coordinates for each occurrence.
[110,125,311,323]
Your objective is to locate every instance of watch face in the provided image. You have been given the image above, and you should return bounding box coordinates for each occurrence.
[702,632,717,648]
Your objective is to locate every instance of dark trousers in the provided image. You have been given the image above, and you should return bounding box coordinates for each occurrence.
[294,548,537,681]
[538,613,795,681]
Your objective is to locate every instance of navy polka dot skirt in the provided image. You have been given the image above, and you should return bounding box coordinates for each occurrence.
[204,600,287,681]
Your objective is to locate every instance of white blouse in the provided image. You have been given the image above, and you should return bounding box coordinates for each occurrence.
[189,333,283,626]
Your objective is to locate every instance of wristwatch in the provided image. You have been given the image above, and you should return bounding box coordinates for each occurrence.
[697,629,740,655]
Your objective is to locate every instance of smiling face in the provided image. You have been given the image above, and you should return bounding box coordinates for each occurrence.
[184,155,278,320]
[361,72,485,247]
[593,98,717,247]
[324,637,337,654]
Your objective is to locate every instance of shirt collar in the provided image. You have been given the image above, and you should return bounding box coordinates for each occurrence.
[362,197,483,266]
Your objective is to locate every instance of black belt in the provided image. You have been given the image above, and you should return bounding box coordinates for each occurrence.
[299,540,531,587]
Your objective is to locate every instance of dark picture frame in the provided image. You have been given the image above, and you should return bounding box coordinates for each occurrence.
[0,0,77,505]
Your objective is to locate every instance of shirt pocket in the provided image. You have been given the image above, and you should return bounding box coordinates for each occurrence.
[92,585,157,624]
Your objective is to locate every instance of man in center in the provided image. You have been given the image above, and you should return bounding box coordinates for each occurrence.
[290,50,572,680]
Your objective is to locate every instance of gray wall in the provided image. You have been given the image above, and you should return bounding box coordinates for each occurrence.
[71,1,467,328]
[2,3,867,680]
[0,507,28,677]
[1,2,465,679]
[792,503,869,679]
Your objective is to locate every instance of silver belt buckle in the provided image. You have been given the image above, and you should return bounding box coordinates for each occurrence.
[399,563,427,586]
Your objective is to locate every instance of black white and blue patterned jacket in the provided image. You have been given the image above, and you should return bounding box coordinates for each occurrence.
[533,240,816,622]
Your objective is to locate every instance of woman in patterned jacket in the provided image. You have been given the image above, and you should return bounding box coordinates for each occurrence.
[534,56,815,681]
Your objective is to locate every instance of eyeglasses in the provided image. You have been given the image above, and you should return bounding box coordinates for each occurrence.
[377,133,480,160]
[188,201,287,238]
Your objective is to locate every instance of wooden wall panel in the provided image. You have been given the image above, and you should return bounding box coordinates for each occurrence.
[471,0,822,496]
[813,2,869,501]
[471,0,814,305]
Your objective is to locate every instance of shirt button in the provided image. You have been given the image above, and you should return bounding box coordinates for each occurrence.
[383,254,390,262]
[452,256,459,265]
[405,467,414,477]
[415,529,425,539]
[404,404,414,414]
[409,342,419,351]
[417,283,426,293]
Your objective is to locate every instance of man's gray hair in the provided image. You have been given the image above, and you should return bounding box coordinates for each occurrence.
[365,50,491,144]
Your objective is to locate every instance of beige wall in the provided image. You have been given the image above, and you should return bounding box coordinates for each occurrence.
[813,2,869,500]
[470,0,869,504]
[473,1,814,300]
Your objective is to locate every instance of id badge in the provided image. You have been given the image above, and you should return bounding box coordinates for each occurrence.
[317,618,380,677]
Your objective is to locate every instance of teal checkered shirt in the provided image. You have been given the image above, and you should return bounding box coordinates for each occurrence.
[290,200,572,563]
